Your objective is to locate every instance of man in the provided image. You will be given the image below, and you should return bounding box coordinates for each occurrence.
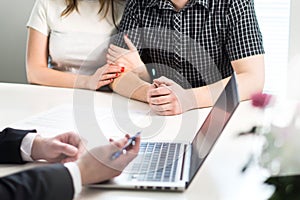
[107,0,265,115]
[0,127,140,200]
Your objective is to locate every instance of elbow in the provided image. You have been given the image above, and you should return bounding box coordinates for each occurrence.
[26,69,35,84]
[26,66,41,85]
[256,74,265,93]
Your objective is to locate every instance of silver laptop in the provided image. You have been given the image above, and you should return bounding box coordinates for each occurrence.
[91,73,240,191]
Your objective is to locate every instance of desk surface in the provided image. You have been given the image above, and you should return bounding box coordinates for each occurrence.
[0,83,273,200]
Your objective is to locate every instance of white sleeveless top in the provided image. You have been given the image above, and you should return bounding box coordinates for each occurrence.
[27,0,124,75]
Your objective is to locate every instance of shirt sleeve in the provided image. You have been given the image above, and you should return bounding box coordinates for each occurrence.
[226,0,265,61]
[114,0,142,50]
[21,134,82,197]
[64,162,82,197]
[26,0,50,36]
[20,133,39,162]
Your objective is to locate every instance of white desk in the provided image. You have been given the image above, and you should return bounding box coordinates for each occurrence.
[0,83,273,200]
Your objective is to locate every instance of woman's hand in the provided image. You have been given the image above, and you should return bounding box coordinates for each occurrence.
[78,64,125,90]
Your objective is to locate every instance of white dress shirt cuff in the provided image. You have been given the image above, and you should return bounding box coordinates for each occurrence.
[20,132,39,162]
[64,162,82,197]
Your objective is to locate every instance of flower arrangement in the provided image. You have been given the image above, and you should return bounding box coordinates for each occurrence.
[240,92,300,199]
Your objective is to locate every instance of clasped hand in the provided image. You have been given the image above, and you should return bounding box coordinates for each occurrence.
[147,76,197,116]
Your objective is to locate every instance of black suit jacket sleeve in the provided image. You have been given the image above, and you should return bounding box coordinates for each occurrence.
[0,128,37,164]
[0,163,74,200]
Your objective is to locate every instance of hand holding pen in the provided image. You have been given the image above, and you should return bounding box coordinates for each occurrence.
[111,131,142,160]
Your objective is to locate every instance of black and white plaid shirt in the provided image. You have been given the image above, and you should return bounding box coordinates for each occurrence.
[114,0,264,88]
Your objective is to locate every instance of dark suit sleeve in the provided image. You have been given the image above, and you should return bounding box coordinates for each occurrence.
[0,128,37,164]
[0,164,74,200]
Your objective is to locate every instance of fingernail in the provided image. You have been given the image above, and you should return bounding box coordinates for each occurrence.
[121,67,125,72]
[110,78,114,82]
[125,34,128,38]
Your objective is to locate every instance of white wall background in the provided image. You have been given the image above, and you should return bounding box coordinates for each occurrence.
[255,0,291,95]
[287,0,300,100]
[0,0,34,83]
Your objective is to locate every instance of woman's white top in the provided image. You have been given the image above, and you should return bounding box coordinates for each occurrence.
[27,0,124,75]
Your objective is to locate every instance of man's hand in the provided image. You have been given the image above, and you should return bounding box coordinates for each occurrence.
[77,134,140,185]
[147,76,197,116]
[31,132,85,163]
[107,36,150,81]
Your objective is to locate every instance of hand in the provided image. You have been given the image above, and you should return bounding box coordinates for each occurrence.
[107,36,149,81]
[31,132,85,163]
[147,76,197,115]
[80,64,125,90]
[77,134,140,185]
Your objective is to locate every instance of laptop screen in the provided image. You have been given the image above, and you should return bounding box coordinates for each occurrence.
[188,74,240,183]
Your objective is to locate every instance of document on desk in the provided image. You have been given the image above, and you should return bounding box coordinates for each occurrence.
[9,104,151,148]
[9,104,209,148]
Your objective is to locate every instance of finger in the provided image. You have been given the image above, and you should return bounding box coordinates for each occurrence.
[61,157,77,163]
[100,73,120,81]
[147,84,160,102]
[148,87,171,97]
[126,136,140,158]
[110,44,128,54]
[125,134,130,139]
[150,103,173,112]
[124,35,137,51]
[153,76,173,86]
[97,79,114,88]
[56,143,79,157]
[155,110,178,116]
[54,132,82,148]
[107,64,125,73]
[108,47,126,59]
[149,95,172,105]
[111,137,128,149]
[95,66,123,80]
[106,53,117,62]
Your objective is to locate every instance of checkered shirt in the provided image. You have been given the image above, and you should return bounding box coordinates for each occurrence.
[114,0,264,88]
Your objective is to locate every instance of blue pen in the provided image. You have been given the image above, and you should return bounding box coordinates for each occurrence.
[111,131,141,160]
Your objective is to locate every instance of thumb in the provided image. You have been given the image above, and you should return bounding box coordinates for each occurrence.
[124,35,137,51]
[154,76,174,86]
[56,142,79,157]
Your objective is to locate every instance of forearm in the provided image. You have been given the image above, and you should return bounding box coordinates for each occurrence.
[0,164,74,200]
[191,72,264,108]
[110,71,150,102]
[190,79,228,108]
[0,128,36,164]
[27,67,89,89]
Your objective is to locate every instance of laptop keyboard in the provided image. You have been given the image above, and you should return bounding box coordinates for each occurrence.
[129,142,183,182]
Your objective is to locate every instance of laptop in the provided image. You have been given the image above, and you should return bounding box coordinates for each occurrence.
[90,73,240,191]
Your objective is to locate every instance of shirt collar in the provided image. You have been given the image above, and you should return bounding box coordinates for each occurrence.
[146,0,209,10]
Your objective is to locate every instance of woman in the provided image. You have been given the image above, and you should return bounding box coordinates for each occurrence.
[26,0,125,90]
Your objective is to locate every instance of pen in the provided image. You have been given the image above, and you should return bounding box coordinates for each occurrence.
[111,131,142,160]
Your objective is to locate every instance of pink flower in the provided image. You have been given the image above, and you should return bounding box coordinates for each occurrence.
[251,93,273,109]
